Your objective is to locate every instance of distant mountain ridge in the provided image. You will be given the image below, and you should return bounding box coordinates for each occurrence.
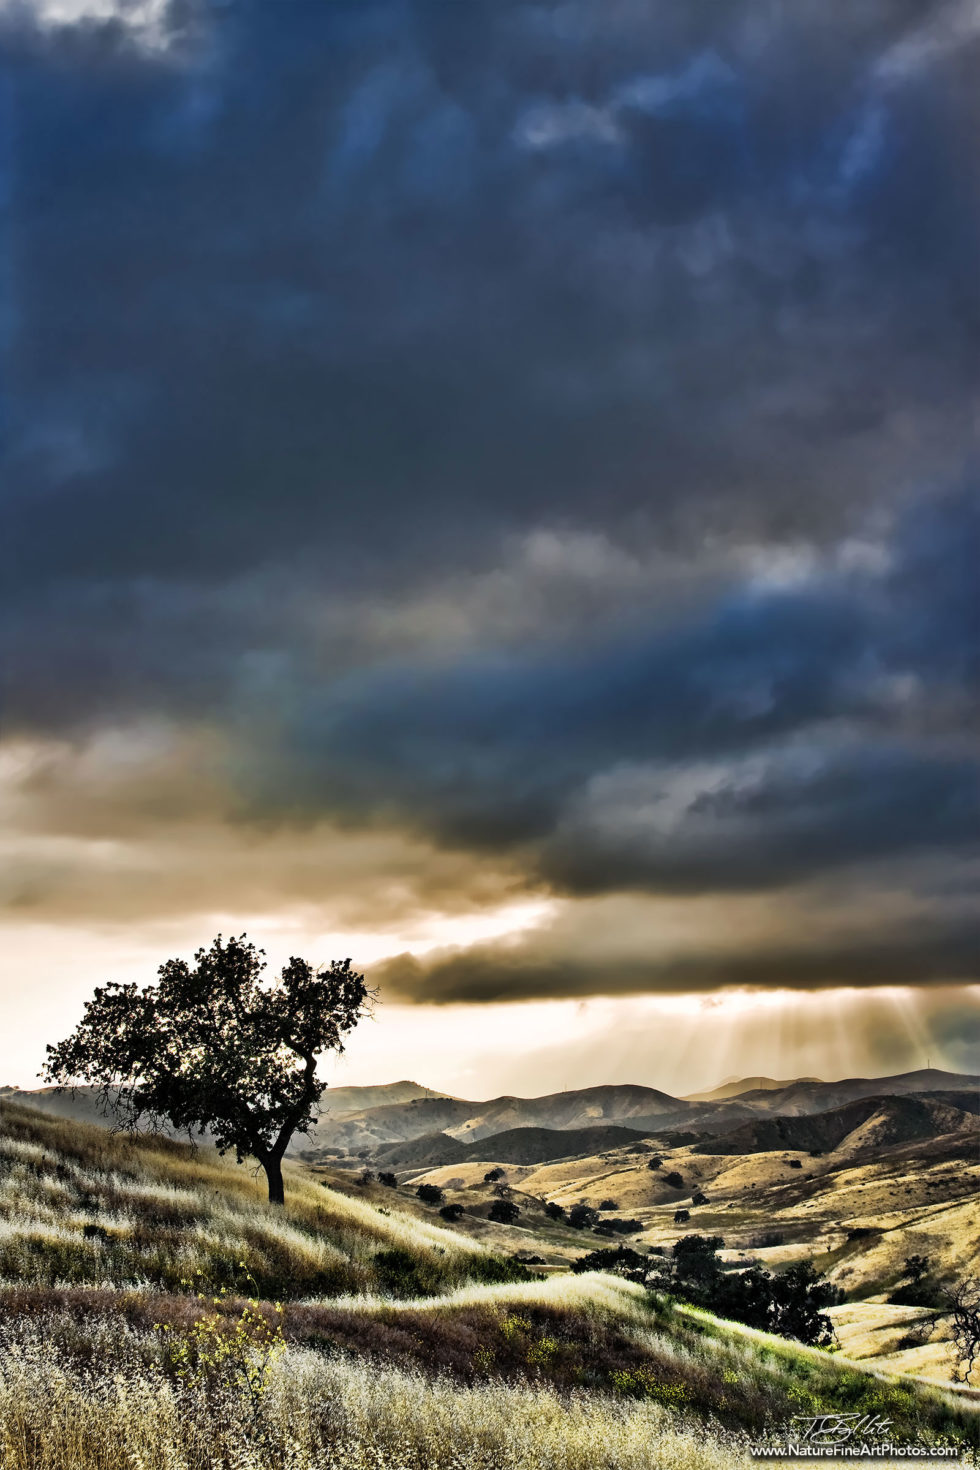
[5,1069,976,1159]
[375,1124,650,1169]
[684,1075,823,1102]
[693,1090,980,1158]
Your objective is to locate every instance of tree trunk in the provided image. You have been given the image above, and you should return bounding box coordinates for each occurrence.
[263,1153,285,1206]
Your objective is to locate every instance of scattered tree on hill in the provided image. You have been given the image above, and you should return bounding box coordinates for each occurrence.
[672,1234,725,1289]
[359,1169,375,1185]
[439,1203,465,1222]
[568,1203,599,1230]
[663,1239,839,1346]
[890,1252,936,1307]
[484,1167,506,1182]
[43,934,369,1206]
[416,1183,444,1206]
[600,1217,644,1235]
[378,1172,398,1188]
[488,1199,520,1225]
[647,1158,663,1170]
[598,1198,619,1211]
[673,1209,691,1223]
[663,1171,684,1189]
[544,1201,566,1221]
[691,1190,709,1206]
[572,1246,648,1283]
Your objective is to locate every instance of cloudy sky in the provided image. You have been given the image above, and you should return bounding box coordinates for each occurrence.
[2,0,978,1098]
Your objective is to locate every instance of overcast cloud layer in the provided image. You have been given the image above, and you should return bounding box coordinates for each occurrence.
[2,0,978,1020]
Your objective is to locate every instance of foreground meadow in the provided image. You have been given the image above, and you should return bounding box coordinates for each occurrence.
[0,1102,976,1469]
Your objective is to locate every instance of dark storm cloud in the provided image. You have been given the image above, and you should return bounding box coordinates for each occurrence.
[235,487,978,891]
[2,0,978,984]
[374,910,980,1004]
[4,0,977,594]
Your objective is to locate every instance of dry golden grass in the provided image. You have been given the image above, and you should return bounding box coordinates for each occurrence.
[320,1265,649,1315]
[0,1313,750,1470]
[0,1102,486,1300]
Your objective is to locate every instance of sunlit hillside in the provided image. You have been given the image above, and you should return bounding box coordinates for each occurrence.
[0,1101,977,1470]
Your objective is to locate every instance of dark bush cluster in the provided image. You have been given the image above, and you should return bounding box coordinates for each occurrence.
[572,1246,649,1281]
[488,1199,520,1225]
[415,1184,444,1206]
[568,1204,599,1230]
[574,1233,841,1347]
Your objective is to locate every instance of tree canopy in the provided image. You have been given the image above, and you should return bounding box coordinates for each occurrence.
[44,934,370,1204]
[574,1234,840,1347]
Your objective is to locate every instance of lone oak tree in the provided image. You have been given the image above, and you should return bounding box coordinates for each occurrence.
[44,935,370,1205]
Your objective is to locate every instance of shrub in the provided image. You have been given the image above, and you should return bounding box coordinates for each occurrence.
[416,1184,443,1206]
[602,1218,644,1235]
[787,1160,803,1170]
[568,1204,598,1230]
[359,1170,376,1185]
[598,1199,619,1211]
[673,1210,690,1224]
[377,1172,398,1187]
[572,1246,648,1281]
[674,1235,724,1257]
[663,1172,684,1189]
[439,1203,465,1223]
[648,1158,663,1170]
[484,1168,505,1183]
[466,1253,537,1284]
[543,1201,566,1221]
[488,1200,520,1226]
[691,1191,708,1206]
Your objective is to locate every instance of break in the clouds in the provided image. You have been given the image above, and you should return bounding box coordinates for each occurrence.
[1,0,978,1025]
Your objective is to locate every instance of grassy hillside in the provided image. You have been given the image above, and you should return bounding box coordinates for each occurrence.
[0,1101,976,1470]
[412,1106,980,1361]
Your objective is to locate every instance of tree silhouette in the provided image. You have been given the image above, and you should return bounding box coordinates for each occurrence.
[945,1279,980,1383]
[43,934,369,1205]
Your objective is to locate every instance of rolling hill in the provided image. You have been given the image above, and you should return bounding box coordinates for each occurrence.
[684,1075,822,1102]
[376,1123,651,1169]
[723,1069,980,1118]
[693,1091,980,1158]
[1,1095,976,1470]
